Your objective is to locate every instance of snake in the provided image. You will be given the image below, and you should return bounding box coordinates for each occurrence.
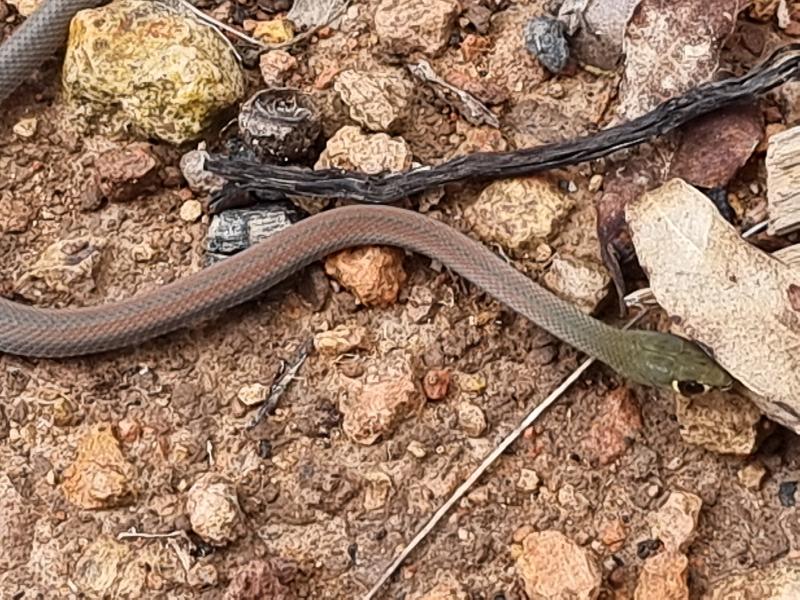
[0,1,733,393]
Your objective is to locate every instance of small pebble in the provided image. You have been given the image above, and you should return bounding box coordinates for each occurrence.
[523,16,570,74]
[237,383,268,406]
[646,484,661,498]
[516,468,541,492]
[407,440,427,459]
[588,174,604,193]
[458,402,488,437]
[779,481,797,507]
[12,117,37,138]
[737,462,767,490]
[179,199,202,222]
[423,369,450,400]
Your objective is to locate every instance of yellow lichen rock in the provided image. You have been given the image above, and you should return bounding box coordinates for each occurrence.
[62,0,244,144]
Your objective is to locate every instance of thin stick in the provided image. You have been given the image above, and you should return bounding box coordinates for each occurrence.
[362,311,646,600]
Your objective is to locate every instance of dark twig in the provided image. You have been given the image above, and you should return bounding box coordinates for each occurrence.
[206,44,800,207]
[247,338,313,428]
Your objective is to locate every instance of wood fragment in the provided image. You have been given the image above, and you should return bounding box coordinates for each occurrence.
[766,125,800,235]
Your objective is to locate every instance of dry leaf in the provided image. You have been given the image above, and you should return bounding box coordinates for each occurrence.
[627,178,800,432]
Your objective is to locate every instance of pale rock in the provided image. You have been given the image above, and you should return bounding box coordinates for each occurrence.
[73,536,131,597]
[517,469,541,492]
[341,377,423,445]
[634,551,689,600]
[325,246,407,307]
[374,0,460,56]
[542,254,611,314]
[186,473,243,546]
[737,462,768,490]
[363,471,393,510]
[313,325,367,356]
[515,530,601,600]
[12,117,37,138]
[334,70,414,133]
[237,383,269,407]
[62,424,136,509]
[316,125,412,174]
[179,199,203,222]
[708,559,800,599]
[259,50,298,86]
[465,177,574,252]
[675,389,762,455]
[647,490,702,553]
[457,402,487,438]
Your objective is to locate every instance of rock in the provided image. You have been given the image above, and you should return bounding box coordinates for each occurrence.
[63,0,244,144]
[634,551,689,600]
[465,177,574,252]
[407,440,427,458]
[238,383,269,407]
[246,18,294,43]
[206,202,302,259]
[222,559,295,600]
[186,474,243,546]
[313,325,367,356]
[750,0,780,20]
[542,254,611,314]
[180,149,226,195]
[675,389,762,455]
[12,116,37,138]
[647,490,702,552]
[517,468,541,492]
[524,16,570,73]
[738,462,767,490]
[669,105,763,189]
[457,402,488,437]
[582,387,643,466]
[488,7,548,95]
[179,199,203,222]
[422,369,450,400]
[334,70,415,133]
[708,559,800,599]
[341,376,423,445]
[779,481,797,507]
[325,246,407,307]
[95,142,160,202]
[62,424,137,509]
[374,0,460,56]
[617,0,738,120]
[188,563,219,588]
[9,0,40,16]
[0,473,36,571]
[239,89,322,163]
[452,127,508,157]
[363,471,393,510]
[73,536,131,598]
[316,126,412,174]
[780,81,800,125]
[259,50,298,87]
[559,0,641,70]
[410,575,468,600]
[598,518,627,552]
[515,530,602,600]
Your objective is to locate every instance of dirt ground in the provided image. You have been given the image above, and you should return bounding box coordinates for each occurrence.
[2,0,800,599]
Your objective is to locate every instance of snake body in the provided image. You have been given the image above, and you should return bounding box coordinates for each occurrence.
[0,2,733,391]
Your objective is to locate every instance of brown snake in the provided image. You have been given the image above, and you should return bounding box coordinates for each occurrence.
[0,2,733,391]
[0,205,731,391]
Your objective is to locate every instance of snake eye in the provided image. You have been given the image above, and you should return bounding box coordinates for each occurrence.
[672,380,710,396]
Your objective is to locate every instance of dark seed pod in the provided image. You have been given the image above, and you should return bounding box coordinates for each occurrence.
[523,16,570,74]
[238,88,322,163]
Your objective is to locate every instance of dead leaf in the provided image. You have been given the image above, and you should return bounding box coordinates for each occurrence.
[627,178,800,432]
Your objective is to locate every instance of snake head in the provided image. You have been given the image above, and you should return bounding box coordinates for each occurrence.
[624,330,734,393]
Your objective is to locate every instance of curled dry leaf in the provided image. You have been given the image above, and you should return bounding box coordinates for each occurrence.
[627,178,800,433]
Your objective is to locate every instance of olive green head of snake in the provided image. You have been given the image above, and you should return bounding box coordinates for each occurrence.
[618,329,733,394]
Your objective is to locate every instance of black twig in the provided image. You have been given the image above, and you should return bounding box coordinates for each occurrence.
[206,44,800,207]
